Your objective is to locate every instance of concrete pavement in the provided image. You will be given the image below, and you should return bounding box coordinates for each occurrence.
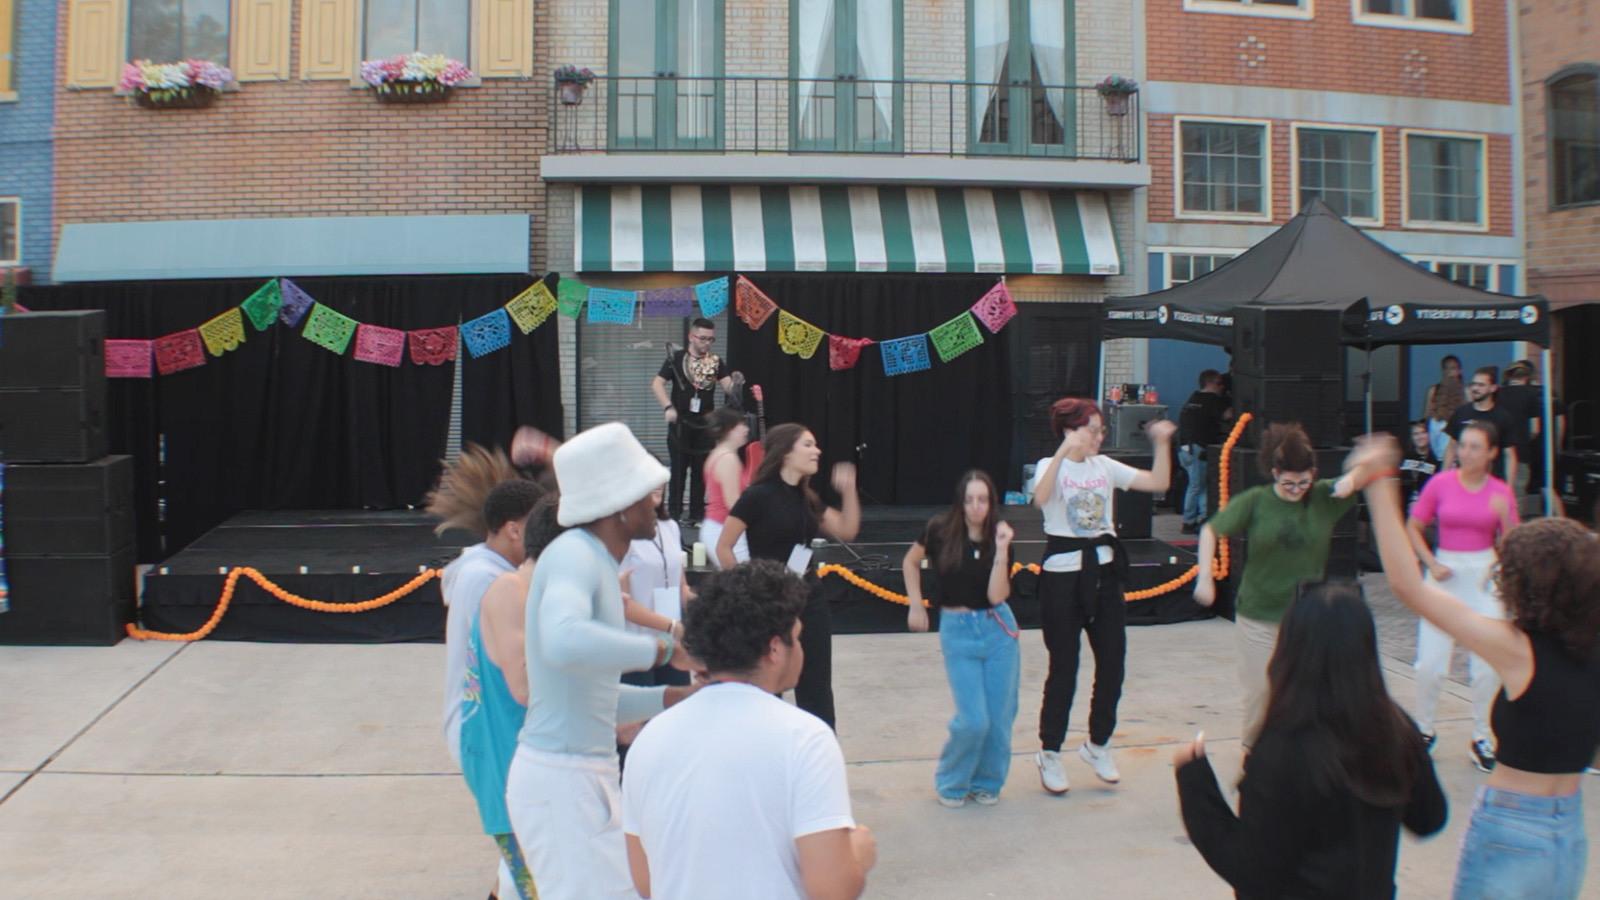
[3,576,1596,898]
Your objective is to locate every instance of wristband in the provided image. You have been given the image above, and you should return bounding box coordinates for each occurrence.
[658,630,676,667]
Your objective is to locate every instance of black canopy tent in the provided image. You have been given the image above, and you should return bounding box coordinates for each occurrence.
[1103,199,1556,510]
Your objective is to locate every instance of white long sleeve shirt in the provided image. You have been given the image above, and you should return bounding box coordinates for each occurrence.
[518,526,666,756]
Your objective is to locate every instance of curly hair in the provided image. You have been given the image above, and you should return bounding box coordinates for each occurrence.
[1496,518,1600,656]
[1259,423,1316,477]
[682,560,808,674]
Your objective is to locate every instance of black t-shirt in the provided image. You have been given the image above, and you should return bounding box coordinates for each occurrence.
[919,522,1009,610]
[728,479,819,563]
[1445,401,1522,480]
[1400,450,1438,508]
[1178,390,1229,447]
[1496,385,1539,455]
[657,350,729,417]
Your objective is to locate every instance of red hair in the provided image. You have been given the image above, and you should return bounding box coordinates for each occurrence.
[1050,397,1101,439]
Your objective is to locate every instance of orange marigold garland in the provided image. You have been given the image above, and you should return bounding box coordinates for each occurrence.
[126,566,441,642]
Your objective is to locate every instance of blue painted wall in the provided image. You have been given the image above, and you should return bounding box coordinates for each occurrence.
[1147,338,1230,420]
[0,0,57,281]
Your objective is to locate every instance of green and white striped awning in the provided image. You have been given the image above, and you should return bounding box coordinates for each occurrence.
[575,185,1120,275]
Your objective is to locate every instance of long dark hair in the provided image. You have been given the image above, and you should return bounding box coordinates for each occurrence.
[753,423,823,518]
[1261,581,1422,808]
[929,470,999,575]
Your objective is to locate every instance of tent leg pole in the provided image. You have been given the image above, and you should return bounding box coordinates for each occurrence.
[1364,344,1374,435]
[1543,347,1555,518]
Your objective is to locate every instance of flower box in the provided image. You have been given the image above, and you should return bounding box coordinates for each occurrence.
[119,59,233,110]
[362,52,473,104]
[374,81,453,104]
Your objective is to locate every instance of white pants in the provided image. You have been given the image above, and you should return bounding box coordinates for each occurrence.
[1414,547,1503,743]
[1235,614,1279,749]
[505,745,638,900]
[697,518,749,569]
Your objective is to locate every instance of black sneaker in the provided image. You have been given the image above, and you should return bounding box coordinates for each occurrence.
[1420,731,1437,752]
[1180,522,1200,534]
[1471,739,1497,773]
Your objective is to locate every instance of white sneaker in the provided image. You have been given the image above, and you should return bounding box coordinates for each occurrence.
[1035,750,1069,794]
[969,790,1000,806]
[1079,741,1121,784]
[936,793,966,808]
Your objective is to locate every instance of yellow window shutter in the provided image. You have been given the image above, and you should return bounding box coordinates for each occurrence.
[299,0,355,80]
[0,0,15,93]
[66,0,125,88]
[474,0,533,78]
[234,0,291,80]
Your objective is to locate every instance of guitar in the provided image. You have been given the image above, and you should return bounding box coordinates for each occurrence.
[744,384,767,475]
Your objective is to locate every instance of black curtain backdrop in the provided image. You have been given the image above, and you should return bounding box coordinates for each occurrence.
[21,275,562,562]
[727,273,1012,506]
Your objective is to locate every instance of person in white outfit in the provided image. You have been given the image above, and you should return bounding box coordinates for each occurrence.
[503,423,699,900]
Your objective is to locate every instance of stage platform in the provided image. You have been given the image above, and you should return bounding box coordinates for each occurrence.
[137,506,1213,643]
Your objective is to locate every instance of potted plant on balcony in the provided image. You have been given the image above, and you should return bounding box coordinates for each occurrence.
[554,66,596,106]
[117,59,233,109]
[1096,75,1138,116]
[361,52,474,104]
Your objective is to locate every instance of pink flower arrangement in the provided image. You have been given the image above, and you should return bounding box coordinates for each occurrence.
[359,52,474,88]
[118,59,234,97]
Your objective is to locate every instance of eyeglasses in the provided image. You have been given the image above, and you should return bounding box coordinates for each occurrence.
[1275,478,1313,491]
[689,333,715,343]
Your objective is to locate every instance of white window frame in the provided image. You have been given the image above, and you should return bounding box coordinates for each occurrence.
[0,197,20,266]
[1290,122,1384,226]
[1351,0,1472,35]
[1400,128,1489,232]
[1183,0,1313,20]
[1174,116,1275,223]
[1153,246,1245,289]
[1407,254,1515,293]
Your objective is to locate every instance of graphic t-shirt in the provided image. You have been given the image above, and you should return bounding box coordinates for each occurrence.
[1034,455,1139,538]
[1206,480,1358,623]
[658,350,729,417]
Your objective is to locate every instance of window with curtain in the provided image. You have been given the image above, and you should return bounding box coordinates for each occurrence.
[971,0,1070,152]
[1550,71,1600,208]
[1361,0,1461,23]
[0,199,18,265]
[610,0,721,148]
[128,0,231,64]
[364,0,469,61]
[793,0,898,149]
[1180,121,1267,215]
[1297,128,1378,220]
[1406,133,1483,224]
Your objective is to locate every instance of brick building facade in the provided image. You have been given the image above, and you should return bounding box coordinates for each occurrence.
[1136,0,1527,423]
[1,0,58,282]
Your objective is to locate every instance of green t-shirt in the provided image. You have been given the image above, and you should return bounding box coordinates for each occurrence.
[1207,480,1357,623]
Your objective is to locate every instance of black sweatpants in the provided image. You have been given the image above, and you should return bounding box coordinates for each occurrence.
[1037,563,1126,750]
[794,587,836,729]
[666,420,707,521]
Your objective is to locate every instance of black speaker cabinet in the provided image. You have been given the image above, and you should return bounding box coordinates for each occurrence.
[1555,451,1600,526]
[1230,308,1344,378]
[1230,373,1345,448]
[0,310,109,463]
[1104,451,1155,539]
[6,456,135,554]
[0,547,136,645]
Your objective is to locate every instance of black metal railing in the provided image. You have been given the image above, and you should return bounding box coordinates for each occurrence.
[552,75,1140,162]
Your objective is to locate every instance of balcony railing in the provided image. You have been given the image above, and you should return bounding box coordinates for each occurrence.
[552,75,1140,162]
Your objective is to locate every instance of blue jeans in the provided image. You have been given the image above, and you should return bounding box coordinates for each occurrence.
[935,604,1021,800]
[1453,786,1587,899]
[1178,444,1208,525]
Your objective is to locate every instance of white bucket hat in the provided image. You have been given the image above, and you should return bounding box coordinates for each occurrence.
[554,422,670,526]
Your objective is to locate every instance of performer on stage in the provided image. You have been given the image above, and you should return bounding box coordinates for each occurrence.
[903,471,1019,808]
[458,494,566,900]
[700,406,760,569]
[1174,581,1446,898]
[650,318,736,525]
[1406,421,1518,770]
[1359,435,1600,900]
[1194,424,1384,749]
[1030,398,1175,794]
[715,424,860,729]
[505,423,699,900]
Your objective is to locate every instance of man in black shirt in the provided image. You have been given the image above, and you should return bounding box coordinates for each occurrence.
[1176,369,1231,533]
[650,318,735,524]
[1443,365,1520,484]
[1499,360,1566,514]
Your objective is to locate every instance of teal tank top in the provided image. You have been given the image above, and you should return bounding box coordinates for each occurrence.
[460,613,527,835]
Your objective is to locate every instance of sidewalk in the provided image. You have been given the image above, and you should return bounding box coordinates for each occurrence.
[2,574,1594,898]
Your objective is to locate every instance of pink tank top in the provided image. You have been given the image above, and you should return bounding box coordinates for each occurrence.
[703,445,763,523]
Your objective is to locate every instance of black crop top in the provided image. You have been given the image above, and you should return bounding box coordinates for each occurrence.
[919,524,1009,610]
[1490,632,1600,774]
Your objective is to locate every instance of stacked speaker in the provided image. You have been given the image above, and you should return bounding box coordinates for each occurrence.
[1230,308,1346,447]
[0,311,136,644]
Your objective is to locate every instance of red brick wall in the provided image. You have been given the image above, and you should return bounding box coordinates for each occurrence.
[51,3,552,272]
[1148,0,1512,105]
[1148,113,1515,236]
[1520,0,1600,303]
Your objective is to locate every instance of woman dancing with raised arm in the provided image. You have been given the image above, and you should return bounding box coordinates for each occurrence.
[698,407,759,568]
[903,470,1019,808]
[1359,434,1600,899]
